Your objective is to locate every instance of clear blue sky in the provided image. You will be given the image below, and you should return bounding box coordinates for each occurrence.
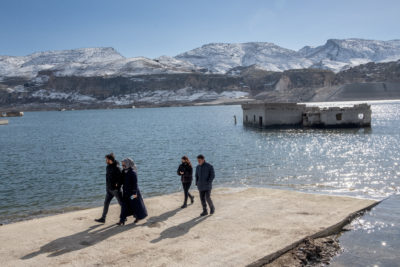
[1,0,399,58]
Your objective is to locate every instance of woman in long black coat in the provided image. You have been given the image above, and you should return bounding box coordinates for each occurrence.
[117,158,148,225]
[177,156,194,208]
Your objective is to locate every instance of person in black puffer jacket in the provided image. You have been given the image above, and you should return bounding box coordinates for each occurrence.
[177,156,194,208]
[95,153,123,223]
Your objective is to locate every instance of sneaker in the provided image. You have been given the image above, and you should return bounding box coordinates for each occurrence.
[95,218,105,223]
[181,204,187,209]
[210,208,215,215]
[200,210,208,216]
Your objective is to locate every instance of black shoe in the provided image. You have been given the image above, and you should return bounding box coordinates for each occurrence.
[190,195,194,204]
[200,210,208,216]
[210,208,215,215]
[116,221,125,226]
[95,218,105,223]
[133,218,140,224]
[181,204,187,209]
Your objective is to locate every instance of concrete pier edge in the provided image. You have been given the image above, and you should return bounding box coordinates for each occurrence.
[247,200,381,266]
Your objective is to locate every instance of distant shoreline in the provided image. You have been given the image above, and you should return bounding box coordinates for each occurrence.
[2,97,400,113]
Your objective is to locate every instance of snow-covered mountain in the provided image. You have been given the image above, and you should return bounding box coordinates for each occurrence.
[299,38,400,71]
[175,42,312,73]
[0,47,197,79]
[2,38,400,110]
[176,39,400,73]
[2,39,400,80]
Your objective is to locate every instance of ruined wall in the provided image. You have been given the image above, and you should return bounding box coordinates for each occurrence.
[243,103,371,128]
[317,104,371,127]
[242,104,266,127]
[242,103,305,127]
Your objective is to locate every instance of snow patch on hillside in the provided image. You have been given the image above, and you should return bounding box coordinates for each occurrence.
[103,89,249,105]
[24,88,249,105]
[32,90,96,102]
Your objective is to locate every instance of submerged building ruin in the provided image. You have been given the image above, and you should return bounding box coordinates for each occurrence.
[242,102,371,128]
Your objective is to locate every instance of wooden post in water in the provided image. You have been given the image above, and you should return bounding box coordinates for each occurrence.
[234,115,237,125]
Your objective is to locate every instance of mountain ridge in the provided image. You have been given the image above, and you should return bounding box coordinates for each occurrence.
[1,38,400,110]
[2,38,400,80]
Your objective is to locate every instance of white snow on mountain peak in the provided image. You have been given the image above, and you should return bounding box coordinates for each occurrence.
[175,42,312,73]
[23,47,124,66]
[300,39,400,61]
[176,39,400,73]
[0,47,197,78]
[1,39,400,79]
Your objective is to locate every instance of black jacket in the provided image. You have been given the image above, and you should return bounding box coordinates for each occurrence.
[177,163,193,183]
[106,162,122,191]
[195,162,215,191]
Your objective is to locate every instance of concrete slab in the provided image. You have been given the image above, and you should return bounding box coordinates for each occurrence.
[0,188,377,267]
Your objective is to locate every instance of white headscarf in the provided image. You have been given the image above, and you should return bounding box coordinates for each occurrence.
[122,158,137,172]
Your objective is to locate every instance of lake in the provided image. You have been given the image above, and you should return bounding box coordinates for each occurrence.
[0,102,399,265]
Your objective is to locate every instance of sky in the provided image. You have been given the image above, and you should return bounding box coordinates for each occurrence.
[0,0,399,58]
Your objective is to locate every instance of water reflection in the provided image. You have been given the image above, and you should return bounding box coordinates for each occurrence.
[1,102,400,263]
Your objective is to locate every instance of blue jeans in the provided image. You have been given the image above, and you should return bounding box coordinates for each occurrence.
[101,189,123,219]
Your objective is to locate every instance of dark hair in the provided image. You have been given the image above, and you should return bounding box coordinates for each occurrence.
[105,153,116,163]
[181,156,192,167]
[197,154,205,160]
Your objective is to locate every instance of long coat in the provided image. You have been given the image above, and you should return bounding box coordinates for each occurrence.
[121,168,148,220]
[177,163,193,183]
[195,162,215,191]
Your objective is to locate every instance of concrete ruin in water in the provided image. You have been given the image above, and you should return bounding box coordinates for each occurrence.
[242,102,371,128]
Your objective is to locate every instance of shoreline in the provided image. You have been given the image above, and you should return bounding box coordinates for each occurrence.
[261,200,380,266]
[0,187,377,266]
[2,97,400,113]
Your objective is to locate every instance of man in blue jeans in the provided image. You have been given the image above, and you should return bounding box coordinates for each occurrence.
[195,154,215,216]
[95,153,123,223]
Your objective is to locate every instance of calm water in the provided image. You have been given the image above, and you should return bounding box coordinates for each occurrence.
[1,103,400,265]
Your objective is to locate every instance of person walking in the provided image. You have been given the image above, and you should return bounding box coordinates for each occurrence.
[177,156,195,208]
[95,153,123,223]
[195,154,215,216]
[117,158,148,225]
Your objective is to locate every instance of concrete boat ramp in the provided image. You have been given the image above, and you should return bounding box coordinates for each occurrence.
[0,188,376,267]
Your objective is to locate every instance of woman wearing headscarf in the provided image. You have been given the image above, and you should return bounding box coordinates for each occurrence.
[117,158,148,225]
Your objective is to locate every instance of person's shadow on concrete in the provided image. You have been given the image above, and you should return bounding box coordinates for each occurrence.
[21,207,194,259]
[21,223,139,259]
[146,207,183,227]
[151,215,209,243]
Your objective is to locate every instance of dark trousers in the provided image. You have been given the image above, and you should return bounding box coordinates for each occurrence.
[199,190,214,211]
[182,182,193,204]
[101,189,123,219]
[119,196,131,222]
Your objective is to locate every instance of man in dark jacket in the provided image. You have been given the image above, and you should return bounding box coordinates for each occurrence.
[195,154,215,216]
[95,153,123,223]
